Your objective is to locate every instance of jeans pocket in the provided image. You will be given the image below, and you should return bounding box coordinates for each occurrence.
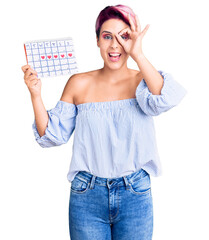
[70,176,90,194]
[129,170,151,195]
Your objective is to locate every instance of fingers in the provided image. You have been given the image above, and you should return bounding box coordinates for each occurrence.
[134,15,141,33]
[24,74,39,86]
[29,79,39,87]
[21,64,30,73]
[25,68,38,80]
[22,64,39,90]
[141,24,150,37]
[115,33,123,46]
[25,75,40,89]
[27,74,39,82]
[21,65,37,75]
[118,27,131,37]
[128,13,136,32]
[116,27,132,48]
[22,65,38,81]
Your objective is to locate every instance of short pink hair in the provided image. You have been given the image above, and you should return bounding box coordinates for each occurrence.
[95,4,136,39]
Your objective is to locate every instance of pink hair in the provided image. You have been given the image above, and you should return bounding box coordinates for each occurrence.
[95,4,136,39]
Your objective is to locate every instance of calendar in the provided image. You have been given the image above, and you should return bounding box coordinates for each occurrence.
[24,37,79,78]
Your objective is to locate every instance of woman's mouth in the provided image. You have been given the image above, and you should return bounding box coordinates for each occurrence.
[108,53,121,62]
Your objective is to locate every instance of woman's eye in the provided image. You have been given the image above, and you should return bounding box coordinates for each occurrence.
[104,35,112,39]
[121,34,129,40]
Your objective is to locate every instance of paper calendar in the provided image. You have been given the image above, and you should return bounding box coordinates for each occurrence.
[24,37,79,78]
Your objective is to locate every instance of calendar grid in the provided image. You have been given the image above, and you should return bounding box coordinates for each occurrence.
[54,40,61,76]
[37,43,41,75]
[56,40,63,76]
[65,40,72,73]
[31,43,35,73]
[64,40,68,72]
[45,42,49,77]
[24,37,79,78]
[49,42,54,75]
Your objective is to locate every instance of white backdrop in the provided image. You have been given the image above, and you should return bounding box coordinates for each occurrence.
[1,0,208,239]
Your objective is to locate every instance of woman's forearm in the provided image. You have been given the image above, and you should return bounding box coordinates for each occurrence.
[31,96,49,137]
[136,54,164,95]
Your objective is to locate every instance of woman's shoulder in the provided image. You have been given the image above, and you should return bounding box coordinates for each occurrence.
[64,70,98,105]
[129,68,141,77]
[71,69,98,88]
[73,68,140,80]
[69,69,98,87]
[63,68,142,105]
[60,71,94,104]
[73,69,99,78]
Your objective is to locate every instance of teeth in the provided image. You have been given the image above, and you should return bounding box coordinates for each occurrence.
[109,53,120,57]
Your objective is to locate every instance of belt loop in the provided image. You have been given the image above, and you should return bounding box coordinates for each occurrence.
[123,176,131,190]
[89,175,96,189]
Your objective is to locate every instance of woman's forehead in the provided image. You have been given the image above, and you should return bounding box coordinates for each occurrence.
[101,19,129,33]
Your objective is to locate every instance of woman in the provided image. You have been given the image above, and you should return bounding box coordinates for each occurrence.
[21,4,187,240]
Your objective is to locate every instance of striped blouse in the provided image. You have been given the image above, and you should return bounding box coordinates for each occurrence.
[32,70,187,182]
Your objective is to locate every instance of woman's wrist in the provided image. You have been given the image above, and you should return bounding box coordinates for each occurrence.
[31,94,42,102]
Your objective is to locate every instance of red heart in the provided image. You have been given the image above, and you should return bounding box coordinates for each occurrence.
[68,53,72,57]
[61,54,65,58]
[47,55,52,59]
[54,55,58,58]
[41,56,45,60]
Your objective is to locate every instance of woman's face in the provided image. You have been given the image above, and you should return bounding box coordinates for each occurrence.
[97,18,130,69]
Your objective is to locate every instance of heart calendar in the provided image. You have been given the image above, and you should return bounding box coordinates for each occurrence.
[24,37,79,78]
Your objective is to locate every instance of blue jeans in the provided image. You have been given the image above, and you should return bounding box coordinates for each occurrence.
[69,168,153,240]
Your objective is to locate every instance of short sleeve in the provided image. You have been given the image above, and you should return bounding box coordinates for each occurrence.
[32,100,77,148]
[135,70,188,116]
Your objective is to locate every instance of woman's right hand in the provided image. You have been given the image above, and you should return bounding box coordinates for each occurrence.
[21,65,42,98]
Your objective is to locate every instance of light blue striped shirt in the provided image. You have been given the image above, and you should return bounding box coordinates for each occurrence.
[32,70,187,183]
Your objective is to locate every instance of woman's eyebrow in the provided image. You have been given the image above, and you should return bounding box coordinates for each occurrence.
[102,30,124,35]
[101,31,112,34]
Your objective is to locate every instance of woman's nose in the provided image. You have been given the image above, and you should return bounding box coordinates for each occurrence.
[110,36,120,48]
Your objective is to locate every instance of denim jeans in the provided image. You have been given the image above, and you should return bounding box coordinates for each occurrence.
[69,168,153,240]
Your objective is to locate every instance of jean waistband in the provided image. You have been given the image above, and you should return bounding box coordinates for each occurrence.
[75,168,148,187]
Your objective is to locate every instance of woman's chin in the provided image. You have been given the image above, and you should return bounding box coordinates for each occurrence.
[105,62,123,70]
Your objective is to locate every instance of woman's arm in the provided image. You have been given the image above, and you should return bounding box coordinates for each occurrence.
[135,54,164,95]
[33,73,79,139]
[115,14,164,95]
[22,64,49,137]
[31,95,49,137]
[31,75,78,148]
[135,70,187,116]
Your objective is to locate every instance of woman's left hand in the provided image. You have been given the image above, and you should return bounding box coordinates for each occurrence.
[116,13,150,62]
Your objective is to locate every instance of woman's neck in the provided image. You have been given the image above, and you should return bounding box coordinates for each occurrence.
[99,65,131,84]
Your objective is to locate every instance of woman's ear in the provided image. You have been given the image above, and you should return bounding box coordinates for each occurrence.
[96,36,100,47]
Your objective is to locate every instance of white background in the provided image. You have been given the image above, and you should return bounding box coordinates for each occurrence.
[1,0,208,239]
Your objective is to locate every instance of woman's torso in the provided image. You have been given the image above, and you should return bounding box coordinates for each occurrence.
[73,68,143,105]
[63,68,164,181]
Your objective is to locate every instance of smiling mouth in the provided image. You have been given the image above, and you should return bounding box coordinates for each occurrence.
[108,53,121,57]
[108,53,122,62]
